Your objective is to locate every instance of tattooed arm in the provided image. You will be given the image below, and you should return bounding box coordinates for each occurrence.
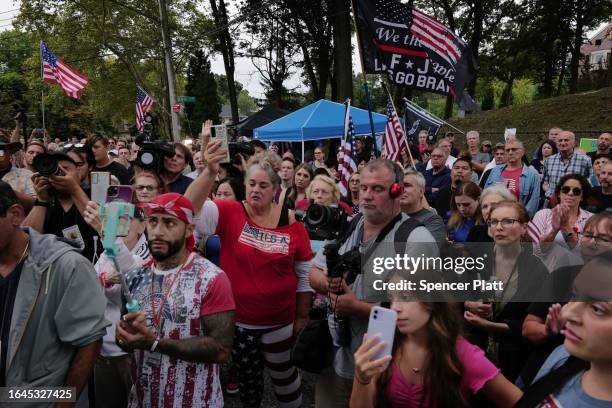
[116,310,235,364]
[156,310,235,363]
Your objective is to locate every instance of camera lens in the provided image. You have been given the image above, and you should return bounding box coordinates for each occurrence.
[140,151,154,166]
[108,186,118,197]
[33,153,59,176]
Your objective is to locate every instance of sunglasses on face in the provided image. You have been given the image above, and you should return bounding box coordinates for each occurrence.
[561,186,582,195]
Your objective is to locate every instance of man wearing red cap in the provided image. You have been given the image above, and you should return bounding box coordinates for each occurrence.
[114,193,235,408]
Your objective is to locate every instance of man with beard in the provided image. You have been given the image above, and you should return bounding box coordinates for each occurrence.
[589,161,612,212]
[114,193,235,407]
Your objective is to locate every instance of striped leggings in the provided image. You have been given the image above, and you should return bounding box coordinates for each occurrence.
[232,323,302,408]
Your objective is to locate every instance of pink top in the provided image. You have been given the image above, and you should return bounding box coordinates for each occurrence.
[386,337,499,408]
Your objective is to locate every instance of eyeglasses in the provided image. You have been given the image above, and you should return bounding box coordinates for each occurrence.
[487,218,521,228]
[578,232,612,246]
[135,185,157,192]
[560,186,582,195]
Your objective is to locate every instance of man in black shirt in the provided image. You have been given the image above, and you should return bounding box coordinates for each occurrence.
[23,152,101,263]
[590,161,612,212]
[85,134,131,185]
[162,142,194,194]
[433,156,473,223]
[587,132,611,163]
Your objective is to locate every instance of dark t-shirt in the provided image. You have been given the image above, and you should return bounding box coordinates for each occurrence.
[166,174,194,195]
[94,161,131,185]
[0,261,24,387]
[433,185,454,224]
[44,191,101,263]
[588,187,612,213]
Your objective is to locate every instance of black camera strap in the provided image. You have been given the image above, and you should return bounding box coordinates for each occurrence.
[337,212,423,266]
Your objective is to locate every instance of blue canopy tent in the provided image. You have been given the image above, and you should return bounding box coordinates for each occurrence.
[253,99,387,159]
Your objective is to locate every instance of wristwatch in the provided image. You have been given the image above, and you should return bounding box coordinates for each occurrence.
[34,199,50,208]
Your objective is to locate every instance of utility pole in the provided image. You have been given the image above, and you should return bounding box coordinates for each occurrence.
[158,0,181,142]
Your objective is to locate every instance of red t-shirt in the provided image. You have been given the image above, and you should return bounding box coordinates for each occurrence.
[500,166,522,198]
[214,199,313,326]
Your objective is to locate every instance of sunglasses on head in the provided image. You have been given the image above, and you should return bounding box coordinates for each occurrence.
[561,186,582,195]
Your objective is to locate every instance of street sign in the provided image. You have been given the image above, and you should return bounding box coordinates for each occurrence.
[177,96,196,103]
[172,103,183,113]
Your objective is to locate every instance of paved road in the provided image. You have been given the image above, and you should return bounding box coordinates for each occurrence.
[222,366,318,408]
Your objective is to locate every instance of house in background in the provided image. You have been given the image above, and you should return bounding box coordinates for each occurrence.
[220,104,249,124]
[580,22,611,75]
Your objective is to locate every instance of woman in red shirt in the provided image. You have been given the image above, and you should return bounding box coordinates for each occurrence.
[187,138,313,408]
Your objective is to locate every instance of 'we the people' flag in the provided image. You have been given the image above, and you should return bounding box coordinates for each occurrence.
[40,41,90,99]
[355,0,477,100]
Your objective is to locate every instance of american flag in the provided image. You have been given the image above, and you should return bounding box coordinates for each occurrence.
[383,98,407,162]
[136,86,154,132]
[338,99,358,197]
[410,8,467,67]
[40,41,90,99]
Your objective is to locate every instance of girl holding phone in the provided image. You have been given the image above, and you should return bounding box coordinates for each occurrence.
[350,270,522,408]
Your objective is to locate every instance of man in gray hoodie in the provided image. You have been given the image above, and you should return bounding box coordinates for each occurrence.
[0,181,109,407]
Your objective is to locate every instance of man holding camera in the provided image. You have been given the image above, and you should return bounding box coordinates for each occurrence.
[23,151,100,263]
[162,142,194,194]
[309,159,437,408]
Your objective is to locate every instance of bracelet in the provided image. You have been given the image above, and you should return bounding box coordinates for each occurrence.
[34,199,50,207]
[355,375,371,385]
[150,336,161,352]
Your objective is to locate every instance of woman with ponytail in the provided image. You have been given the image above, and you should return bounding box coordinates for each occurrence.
[350,269,522,408]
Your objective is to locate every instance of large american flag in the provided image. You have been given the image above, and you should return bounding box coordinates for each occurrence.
[383,98,407,162]
[410,8,467,68]
[136,86,154,132]
[40,41,90,99]
[338,99,358,197]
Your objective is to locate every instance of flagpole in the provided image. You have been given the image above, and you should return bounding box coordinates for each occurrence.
[403,97,465,135]
[351,0,379,158]
[382,83,415,168]
[40,41,46,131]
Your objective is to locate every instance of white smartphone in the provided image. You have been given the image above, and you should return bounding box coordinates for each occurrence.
[211,124,230,164]
[366,306,397,361]
[91,172,110,205]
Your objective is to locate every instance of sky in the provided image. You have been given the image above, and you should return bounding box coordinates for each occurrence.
[0,0,608,99]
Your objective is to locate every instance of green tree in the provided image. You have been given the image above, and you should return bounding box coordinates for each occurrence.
[185,50,221,127]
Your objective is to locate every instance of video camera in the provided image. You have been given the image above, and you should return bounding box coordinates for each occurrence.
[295,203,348,241]
[133,112,175,175]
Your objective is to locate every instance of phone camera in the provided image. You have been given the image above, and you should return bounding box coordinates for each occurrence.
[108,186,118,196]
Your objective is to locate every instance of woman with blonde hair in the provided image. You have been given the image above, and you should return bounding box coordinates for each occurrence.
[295,174,351,214]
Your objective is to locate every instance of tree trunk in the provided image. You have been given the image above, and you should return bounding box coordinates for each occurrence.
[332,0,352,101]
[568,0,585,94]
[607,47,612,86]
[290,10,319,99]
[500,76,514,107]
[467,0,484,96]
[210,0,239,123]
[444,94,453,118]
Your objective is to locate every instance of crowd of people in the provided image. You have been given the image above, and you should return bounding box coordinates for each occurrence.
[0,114,611,408]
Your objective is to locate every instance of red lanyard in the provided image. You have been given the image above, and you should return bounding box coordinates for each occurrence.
[150,255,191,328]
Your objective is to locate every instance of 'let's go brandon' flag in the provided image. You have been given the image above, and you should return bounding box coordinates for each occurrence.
[355,0,477,100]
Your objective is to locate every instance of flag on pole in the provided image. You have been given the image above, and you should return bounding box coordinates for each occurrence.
[40,41,90,99]
[136,86,154,133]
[383,98,407,162]
[354,0,477,100]
[403,99,443,145]
[338,99,358,197]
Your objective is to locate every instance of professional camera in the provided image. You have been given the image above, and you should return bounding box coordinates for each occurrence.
[295,203,348,241]
[33,153,65,176]
[133,112,175,174]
